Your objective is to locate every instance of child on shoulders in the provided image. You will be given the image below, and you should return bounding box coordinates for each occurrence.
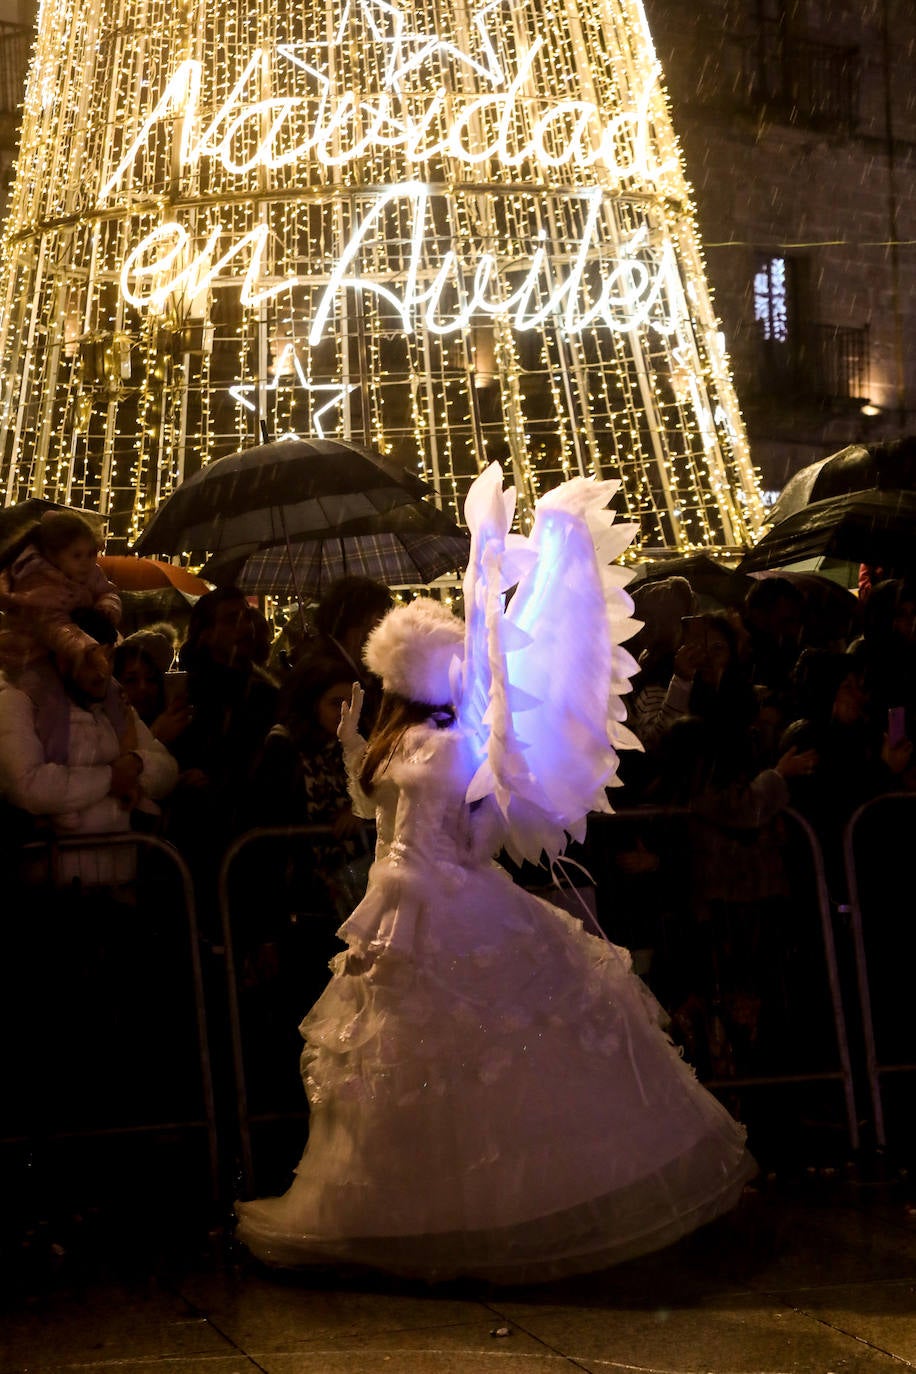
[0,509,127,768]
[0,509,121,678]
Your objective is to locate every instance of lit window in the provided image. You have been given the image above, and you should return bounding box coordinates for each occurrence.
[754,257,788,342]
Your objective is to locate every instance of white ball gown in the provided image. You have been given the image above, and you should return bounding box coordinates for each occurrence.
[235,465,755,1282]
[235,725,754,1282]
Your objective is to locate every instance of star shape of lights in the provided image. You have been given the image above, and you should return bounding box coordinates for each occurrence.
[279,0,509,95]
[230,345,356,440]
[371,0,507,90]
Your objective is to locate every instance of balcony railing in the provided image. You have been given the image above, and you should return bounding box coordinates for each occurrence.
[752,321,869,408]
[803,322,870,403]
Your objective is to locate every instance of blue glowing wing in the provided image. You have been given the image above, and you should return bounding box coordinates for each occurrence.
[456,462,538,819]
[458,464,641,867]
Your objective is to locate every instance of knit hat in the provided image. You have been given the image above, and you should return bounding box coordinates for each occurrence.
[119,628,175,676]
[363,598,464,705]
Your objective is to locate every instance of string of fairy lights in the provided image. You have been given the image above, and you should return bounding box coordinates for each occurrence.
[0,0,765,554]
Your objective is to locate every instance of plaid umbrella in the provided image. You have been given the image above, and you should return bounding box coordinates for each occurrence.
[204,526,469,596]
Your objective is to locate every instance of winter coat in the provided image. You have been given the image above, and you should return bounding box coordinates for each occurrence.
[0,681,177,885]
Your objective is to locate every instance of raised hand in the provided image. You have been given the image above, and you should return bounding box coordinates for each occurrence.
[338,681,365,748]
[775,745,819,779]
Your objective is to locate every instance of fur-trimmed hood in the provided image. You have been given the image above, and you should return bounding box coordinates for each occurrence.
[363,598,463,705]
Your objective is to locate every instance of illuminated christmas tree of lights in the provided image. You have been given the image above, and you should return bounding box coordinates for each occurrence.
[0,0,765,552]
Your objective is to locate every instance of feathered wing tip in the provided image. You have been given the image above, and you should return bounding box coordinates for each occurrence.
[463,458,515,537]
[459,461,535,812]
[458,466,643,869]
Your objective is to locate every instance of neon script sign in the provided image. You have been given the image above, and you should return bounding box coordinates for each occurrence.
[104,0,683,342]
[100,18,673,189]
[121,196,680,342]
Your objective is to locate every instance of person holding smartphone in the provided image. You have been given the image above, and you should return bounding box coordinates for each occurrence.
[629,606,744,753]
[626,577,698,753]
[113,631,192,755]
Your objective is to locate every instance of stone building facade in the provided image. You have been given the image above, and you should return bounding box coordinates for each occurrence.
[645,0,916,491]
[0,0,31,206]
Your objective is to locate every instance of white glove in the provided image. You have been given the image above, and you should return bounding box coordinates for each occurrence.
[337,681,365,751]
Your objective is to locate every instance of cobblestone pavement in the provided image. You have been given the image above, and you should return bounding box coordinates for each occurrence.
[3,1176,915,1374]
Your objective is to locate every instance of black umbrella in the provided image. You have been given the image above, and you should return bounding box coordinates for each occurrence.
[629,553,753,609]
[0,495,58,532]
[0,497,106,566]
[768,437,916,525]
[739,489,916,575]
[133,437,469,598]
[749,569,861,637]
[203,500,470,597]
[132,438,439,558]
[0,498,60,566]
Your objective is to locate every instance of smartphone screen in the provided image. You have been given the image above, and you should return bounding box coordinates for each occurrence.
[888,705,906,748]
[163,670,188,706]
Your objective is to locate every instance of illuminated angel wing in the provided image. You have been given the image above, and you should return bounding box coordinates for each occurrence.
[457,462,641,867]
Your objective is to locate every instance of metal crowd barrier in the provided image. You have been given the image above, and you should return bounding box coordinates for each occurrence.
[218,824,345,1192]
[3,831,220,1202]
[7,795,891,1209]
[842,793,916,1151]
[221,806,862,1194]
[588,806,860,1151]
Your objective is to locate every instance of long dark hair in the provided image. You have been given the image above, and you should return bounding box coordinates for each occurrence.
[359,691,454,793]
[180,586,248,669]
[313,576,393,640]
[278,653,355,753]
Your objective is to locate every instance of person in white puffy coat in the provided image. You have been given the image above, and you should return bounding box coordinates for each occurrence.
[0,608,178,886]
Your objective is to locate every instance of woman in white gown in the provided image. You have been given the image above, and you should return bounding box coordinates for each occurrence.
[235,465,755,1283]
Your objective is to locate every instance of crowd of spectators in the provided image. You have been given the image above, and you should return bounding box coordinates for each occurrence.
[602,570,915,1089]
[0,515,913,1156]
[624,570,915,843]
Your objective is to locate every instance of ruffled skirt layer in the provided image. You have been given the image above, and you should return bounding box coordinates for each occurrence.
[236,859,754,1282]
